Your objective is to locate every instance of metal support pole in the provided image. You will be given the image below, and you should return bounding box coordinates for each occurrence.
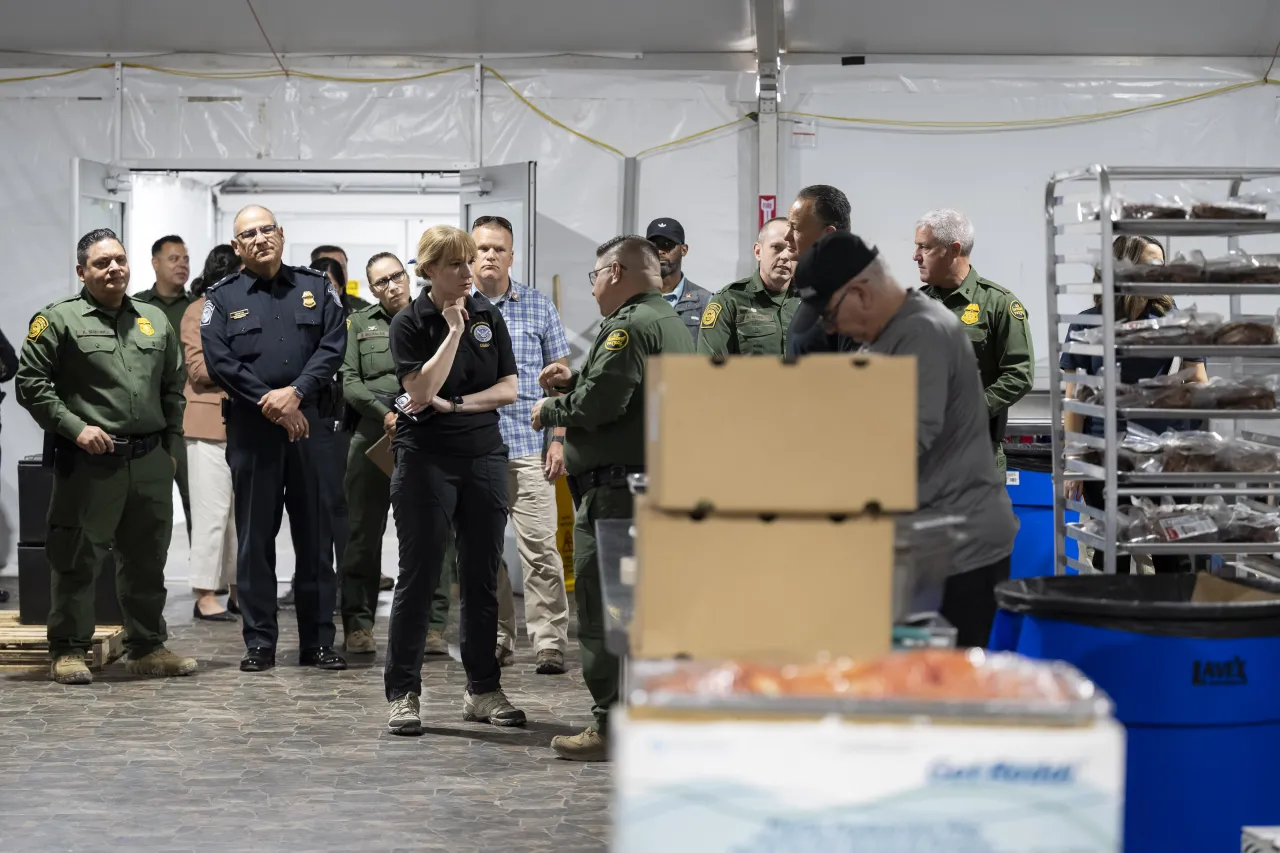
[753,0,782,222]
[113,62,123,164]
[621,157,638,235]
[473,62,484,168]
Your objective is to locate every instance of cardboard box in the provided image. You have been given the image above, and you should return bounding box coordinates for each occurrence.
[645,354,917,514]
[365,434,394,477]
[633,499,894,663]
[613,710,1125,853]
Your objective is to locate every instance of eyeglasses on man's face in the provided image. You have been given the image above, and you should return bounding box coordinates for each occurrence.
[372,269,408,288]
[235,223,278,242]
[588,262,627,285]
[821,285,852,325]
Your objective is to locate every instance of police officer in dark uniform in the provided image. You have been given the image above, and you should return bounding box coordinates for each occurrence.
[200,205,348,674]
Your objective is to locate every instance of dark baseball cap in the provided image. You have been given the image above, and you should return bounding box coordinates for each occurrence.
[789,231,879,333]
[645,218,685,244]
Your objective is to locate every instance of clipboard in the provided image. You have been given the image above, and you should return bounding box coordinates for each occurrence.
[365,433,395,477]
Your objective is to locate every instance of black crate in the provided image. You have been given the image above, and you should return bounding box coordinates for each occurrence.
[18,454,52,545]
[18,545,122,626]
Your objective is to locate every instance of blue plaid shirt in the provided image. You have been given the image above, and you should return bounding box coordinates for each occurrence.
[473,280,570,460]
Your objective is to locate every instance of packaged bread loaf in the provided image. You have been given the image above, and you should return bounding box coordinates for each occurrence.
[1190,200,1268,220]
[1212,322,1278,346]
[1161,432,1224,472]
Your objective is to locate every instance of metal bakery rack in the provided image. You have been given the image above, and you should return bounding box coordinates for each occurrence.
[1047,165,1280,576]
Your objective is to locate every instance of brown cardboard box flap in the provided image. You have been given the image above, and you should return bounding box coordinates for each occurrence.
[633,499,894,662]
[1191,573,1280,603]
[365,434,394,478]
[645,354,917,514]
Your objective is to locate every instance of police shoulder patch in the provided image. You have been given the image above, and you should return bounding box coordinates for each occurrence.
[605,329,629,351]
[26,315,49,342]
[1010,301,1027,321]
[200,301,215,326]
[701,302,723,329]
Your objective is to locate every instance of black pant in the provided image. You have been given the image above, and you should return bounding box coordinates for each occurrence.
[225,406,339,651]
[1081,481,1186,575]
[330,425,351,567]
[384,447,508,701]
[938,556,1011,648]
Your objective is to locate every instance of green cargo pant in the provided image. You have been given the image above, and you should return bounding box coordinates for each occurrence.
[573,485,632,735]
[173,437,191,541]
[340,426,452,634]
[46,445,173,659]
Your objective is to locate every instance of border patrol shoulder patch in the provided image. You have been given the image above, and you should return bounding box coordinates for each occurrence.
[605,329,629,351]
[27,315,49,342]
[1010,301,1027,321]
[701,302,722,329]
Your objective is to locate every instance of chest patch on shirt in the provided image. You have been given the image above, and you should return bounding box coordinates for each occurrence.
[605,329,629,351]
[1010,301,1027,321]
[136,317,155,336]
[700,303,722,329]
[960,303,981,326]
[200,301,214,326]
[27,315,48,342]
[472,322,493,345]
[301,291,317,309]
[229,309,249,320]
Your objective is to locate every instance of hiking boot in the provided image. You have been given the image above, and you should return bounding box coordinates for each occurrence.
[551,727,609,762]
[495,644,514,668]
[125,647,198,677]
[388,693,422,735]
[50,654,92,685]
[379,574,395,592]
[463,688,527,727]
[534,648,566,675]
[425,628,449,656]
[343,628,376,655]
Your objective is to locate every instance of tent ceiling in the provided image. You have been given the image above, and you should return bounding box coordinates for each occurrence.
[0,0,1276,60]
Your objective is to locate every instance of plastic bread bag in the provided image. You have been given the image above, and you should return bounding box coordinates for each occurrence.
[1210,309,1280,345]
[1112,251,1205,284]
[1111,193,1190,220]
[1115,365,1205,409]
[1190,198,1269,220]
[1133,496,1219,543]
[1212,502,1280,543]
[1215,438,1280,473]
[1202,250,1280,285]
[1072,307,1221,346]
[1160,430,1225,472]
[1191,375,1278,411]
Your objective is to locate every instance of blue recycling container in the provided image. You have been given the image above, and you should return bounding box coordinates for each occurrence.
[991,575,1280,853]
[1005,468,1077,578]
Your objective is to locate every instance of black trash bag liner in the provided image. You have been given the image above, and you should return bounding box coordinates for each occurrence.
[995,573,1280,638]
[1005,442,1054,474]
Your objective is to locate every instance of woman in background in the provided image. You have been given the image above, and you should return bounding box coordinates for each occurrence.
[182,245,243,619]
[1061,235,1208,574]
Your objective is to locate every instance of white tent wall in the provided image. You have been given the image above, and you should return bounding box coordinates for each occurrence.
[779,60,1280,385]
[126,173,215,297]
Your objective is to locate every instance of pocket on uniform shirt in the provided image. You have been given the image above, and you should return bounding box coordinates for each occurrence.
[739,321,776,354]
[358,337,390,375]
[227,315,263,357]
[73,335,118,356]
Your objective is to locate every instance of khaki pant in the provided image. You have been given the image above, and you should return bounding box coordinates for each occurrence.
[496,454,570,653]
[186,438,236,592]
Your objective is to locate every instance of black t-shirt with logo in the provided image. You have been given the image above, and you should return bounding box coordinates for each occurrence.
[388,290,517,457]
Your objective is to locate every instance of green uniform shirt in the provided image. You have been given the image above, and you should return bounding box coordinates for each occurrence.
[133,287,193,375]
[696,269,799,357]
[342,301,400,426]
[921,266,1034,418]
[16,288,185,453]
[539,290,694,475]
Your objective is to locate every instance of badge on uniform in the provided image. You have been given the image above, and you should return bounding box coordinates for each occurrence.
[472,322,493,346]
[200,301,214,326]
[229,309,249,320]
[137,317,155,336]
[27,315,48,342]
[605,329,629,351]
[960,302,981,325]
[1010,301,1027,321]
[700,303,722,330]
[301,291,317,309]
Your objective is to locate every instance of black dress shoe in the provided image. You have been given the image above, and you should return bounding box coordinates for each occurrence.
[240,648,276,672]
[193,602,235,622]
[299,647,347,670]
[227,597,241,616]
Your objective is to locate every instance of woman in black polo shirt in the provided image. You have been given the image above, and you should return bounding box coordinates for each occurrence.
[383,224,523,735]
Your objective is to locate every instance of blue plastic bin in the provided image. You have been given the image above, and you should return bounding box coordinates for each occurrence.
[991,574,1280,853]
[1006,468,1077,578]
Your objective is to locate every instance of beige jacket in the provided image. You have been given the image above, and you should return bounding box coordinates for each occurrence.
[180,297,227,442]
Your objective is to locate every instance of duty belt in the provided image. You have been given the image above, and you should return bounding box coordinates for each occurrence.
[566,465,644,503]
[61,432,163,470]
[105,433,163,459]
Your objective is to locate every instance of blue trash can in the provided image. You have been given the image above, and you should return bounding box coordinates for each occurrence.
[992,574,1280,853]
[1005,468,1078,578]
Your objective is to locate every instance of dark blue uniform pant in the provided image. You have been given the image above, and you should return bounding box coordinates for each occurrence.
[384,447,507,701]
[226,406,338,651]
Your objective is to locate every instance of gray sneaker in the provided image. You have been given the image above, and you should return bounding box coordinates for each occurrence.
[495,644,514,667]
[463,688,527,727]
[388,693,421,735]
[425,628,449,656]
[343,628,376,655]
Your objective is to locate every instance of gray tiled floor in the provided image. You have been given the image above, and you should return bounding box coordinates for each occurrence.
[0,567,610,853]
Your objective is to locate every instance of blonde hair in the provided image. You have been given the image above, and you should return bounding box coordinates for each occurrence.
[415,225,476,280]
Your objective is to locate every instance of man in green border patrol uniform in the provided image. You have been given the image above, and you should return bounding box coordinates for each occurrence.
[697,217,798,357]
[914,210,1033,474]
[532,235,694,762]
[16,228,198,685]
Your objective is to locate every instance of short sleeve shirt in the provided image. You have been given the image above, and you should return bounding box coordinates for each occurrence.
[388,289,517,457]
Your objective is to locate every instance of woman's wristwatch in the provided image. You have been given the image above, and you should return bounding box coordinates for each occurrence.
[450,395,464,413]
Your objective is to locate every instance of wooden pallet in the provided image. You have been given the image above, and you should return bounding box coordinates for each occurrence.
[0,612,125,670]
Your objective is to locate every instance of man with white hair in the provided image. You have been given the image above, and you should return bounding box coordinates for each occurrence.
[790,231,1018,647]
[913,210,1033,474]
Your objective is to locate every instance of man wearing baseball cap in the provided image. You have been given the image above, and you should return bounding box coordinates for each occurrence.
[794,230,1018,647]
[646,218,711,346]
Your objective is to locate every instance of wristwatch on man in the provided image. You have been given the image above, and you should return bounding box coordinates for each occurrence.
[551,435,565,444]
[450,395,464,413]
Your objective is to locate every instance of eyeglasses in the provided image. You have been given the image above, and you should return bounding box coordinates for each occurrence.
[821,286,851,325]
[472,215,513,234]
[372,269,409,288]
[235,223,278,242]
[588,262,626,285]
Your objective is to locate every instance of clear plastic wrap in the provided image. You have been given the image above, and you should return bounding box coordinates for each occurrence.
[1160,430,1224,472]
[1073,309,1221,346]
[1114,193,1190,220]
[1215,439,1280,473]
[1192,375,1278,410]
[1129,497,1219,543]
[1202,251,1280,284]
[1112,251,1204,284]
[1190,199,1269,220]
[629,649,1106,721]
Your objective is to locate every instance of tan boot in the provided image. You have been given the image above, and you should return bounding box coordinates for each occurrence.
[50,654,92,685]
[551,727,609,762]
[424,629,449,656]
[343,628,376,654]
[125,647,198,677]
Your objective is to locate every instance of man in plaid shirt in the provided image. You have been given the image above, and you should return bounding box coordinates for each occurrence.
[471,216,572,675]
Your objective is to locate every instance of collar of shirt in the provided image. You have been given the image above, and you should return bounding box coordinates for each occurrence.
[415,288,492,320]
[662,275,687,305]
[80,288,139,317]
[245,265,306,293]
[471,278,523,309]
[925,266,979,305]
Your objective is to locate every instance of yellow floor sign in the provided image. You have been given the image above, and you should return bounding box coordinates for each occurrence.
[555,475,575,592]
